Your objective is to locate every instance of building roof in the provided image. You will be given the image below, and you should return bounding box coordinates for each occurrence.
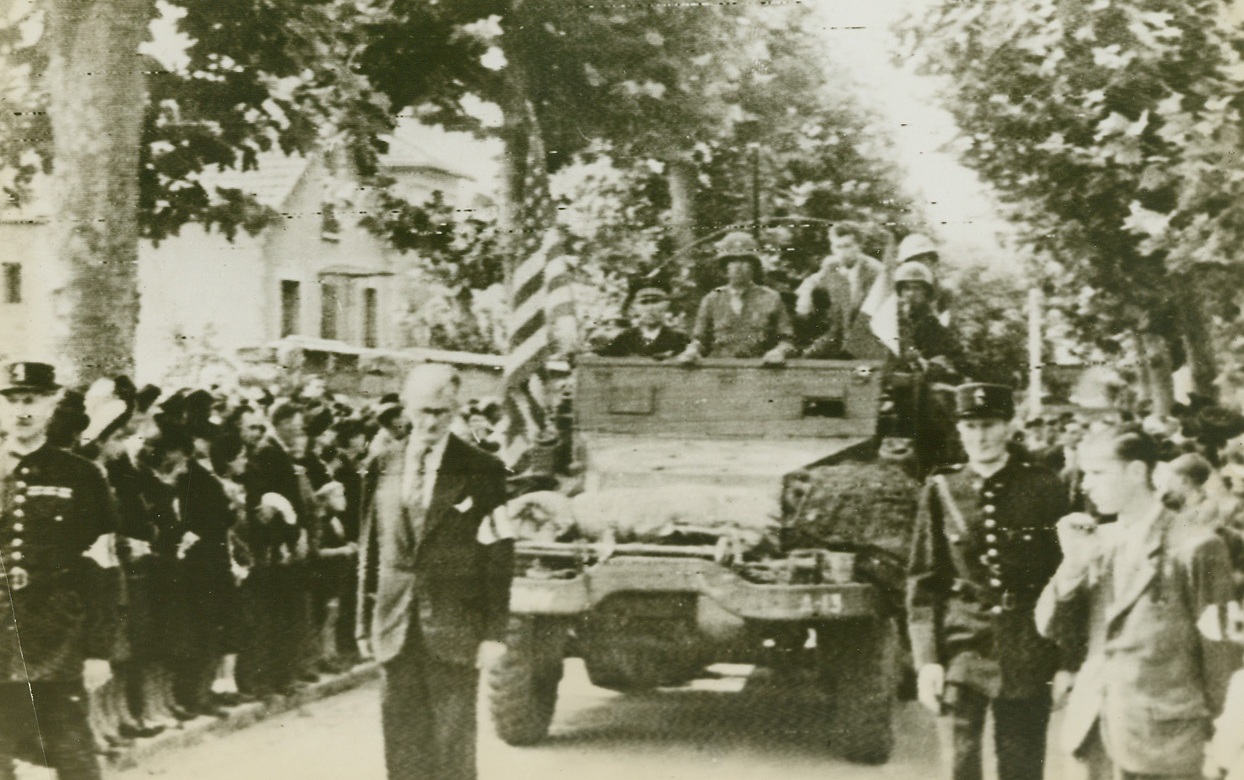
[380,133,470,180]
[380,119,500,187]
[198,152,312,210]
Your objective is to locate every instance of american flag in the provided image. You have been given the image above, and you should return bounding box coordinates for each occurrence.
[500,118,576,460]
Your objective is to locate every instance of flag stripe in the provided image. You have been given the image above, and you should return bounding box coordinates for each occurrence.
[514,271,545,308]
[509,311,546,353]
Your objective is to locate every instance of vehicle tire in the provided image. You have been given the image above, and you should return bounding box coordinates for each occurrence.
[817,617,897,765]
[489,616,564,746]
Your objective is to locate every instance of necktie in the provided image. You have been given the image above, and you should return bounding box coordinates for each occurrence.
[402,444,431,512]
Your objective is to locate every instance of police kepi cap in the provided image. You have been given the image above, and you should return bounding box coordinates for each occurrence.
[954,383,1014,421]
[0,361,61,395]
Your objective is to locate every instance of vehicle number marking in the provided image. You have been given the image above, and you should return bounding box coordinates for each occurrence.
[800,593,843,615]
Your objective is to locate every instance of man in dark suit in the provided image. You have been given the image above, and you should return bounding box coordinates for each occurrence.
[357,363,513,780]
[0,361,116,780]
[596,278,689,359]
[907,383,1070,780]
[239,400,306,696]
[172,430,237,715]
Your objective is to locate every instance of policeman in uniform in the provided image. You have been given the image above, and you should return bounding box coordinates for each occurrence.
[906,383,1069,780]
[0,361,115,780]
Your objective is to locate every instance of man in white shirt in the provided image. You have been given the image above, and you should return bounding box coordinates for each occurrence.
[1037,429,1238,780]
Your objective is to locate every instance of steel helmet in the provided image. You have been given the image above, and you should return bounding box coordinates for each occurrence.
[897,233,938,263]
[894,260,935,288]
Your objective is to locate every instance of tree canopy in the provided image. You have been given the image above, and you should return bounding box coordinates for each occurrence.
[903,0,1244,410]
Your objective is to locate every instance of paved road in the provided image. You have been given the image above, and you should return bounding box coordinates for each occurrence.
[92,661,1066,780]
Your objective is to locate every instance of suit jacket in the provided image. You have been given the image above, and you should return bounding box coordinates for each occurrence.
[801,258,889,359]
[357,434,513,666]
[823,258,882,334]
[178,460,235,571]
[597,326,689,359]
[1036,509,1240,775]
[906,457,1068,699]
[0,444,116,681]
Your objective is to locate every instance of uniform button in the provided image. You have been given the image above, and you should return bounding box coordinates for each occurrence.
[1023,533,1033,541]
[949,533,962,543]
[990,606,1003,616]
[11,510,22,519]
[984,505,995,515]
[10,552,22,561]
[10,539,21,548]
[986,549,998,559]
[989,578,1002,587]
[14,481,25,489]
[984,519,997,529]
[986,534,997,543]
[983,490,995,499]
[17,468,27,475]
[11,524,21,533]
[13,496,24,505]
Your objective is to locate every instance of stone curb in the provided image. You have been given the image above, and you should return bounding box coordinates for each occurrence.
[106,663,380,771]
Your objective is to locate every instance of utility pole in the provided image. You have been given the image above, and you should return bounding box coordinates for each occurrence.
[1027,287,1043,419]
[749,142,761,238]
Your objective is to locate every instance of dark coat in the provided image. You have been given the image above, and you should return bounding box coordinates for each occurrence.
[0,444,115,682]
[907,456,1069,699]
[597,326,690,359]
[357,434,513,666]
[173,460,237,654]
[106,453,160,546]
[245,436,303,562]
[900,309,961,370]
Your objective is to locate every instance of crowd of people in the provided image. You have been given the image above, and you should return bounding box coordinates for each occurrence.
[0,359,512,779]
[909,385,1244,780]
[4,224,1244,780]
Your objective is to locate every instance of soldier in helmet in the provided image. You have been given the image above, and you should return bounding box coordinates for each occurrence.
[897,232,953,324]
[0,362,116,780]
[907,383,1070,780]
[676,231,795,365]
[894,260,961,382]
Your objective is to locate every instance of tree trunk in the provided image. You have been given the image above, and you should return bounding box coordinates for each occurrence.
[1136,330,1174,417]
[666,156,696,252]
[44,0,154,384]
[1175,275,1219,402]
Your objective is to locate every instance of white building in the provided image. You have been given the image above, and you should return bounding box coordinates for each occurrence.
[0,120,500,385]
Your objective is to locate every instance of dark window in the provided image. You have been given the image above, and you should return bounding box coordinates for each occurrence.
[363,288,378,348]
[321,203,341,242]
[280,280,300,337]
[3,263,20,304]
[321,282,340,340]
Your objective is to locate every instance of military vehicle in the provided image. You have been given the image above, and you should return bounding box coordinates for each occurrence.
[489,356,927,764]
